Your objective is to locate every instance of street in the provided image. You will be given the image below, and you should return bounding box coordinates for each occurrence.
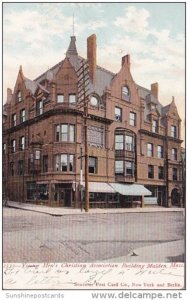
[3,207,185,263]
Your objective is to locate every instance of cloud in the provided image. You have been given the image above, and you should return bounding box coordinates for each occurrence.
[3,4,185,141]
[114,6,150,34]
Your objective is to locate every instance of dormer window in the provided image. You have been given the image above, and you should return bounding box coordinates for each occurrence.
[152,120,158,133]
[36,100,43,116]
[17,91,22,102]
[90,95,99,107]
[122,86,130,101]
[151,104,156,110]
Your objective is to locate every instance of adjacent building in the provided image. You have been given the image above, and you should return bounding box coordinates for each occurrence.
[2,34,184,208]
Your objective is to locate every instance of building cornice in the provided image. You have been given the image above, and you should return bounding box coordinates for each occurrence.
[139,129,183,143]
[3,107,113,135]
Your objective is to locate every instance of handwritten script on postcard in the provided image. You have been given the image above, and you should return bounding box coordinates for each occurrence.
[3,262,184,290]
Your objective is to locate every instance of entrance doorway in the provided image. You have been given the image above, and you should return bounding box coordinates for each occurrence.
[171,188,181,206]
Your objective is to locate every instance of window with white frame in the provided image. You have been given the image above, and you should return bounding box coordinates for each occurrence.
[125,135,134,151]
[115,160,124,175]
[171,148,177,160]
[35,150,40,160]
[36,100,43,116]
[55,124,75,143]
[115,135,124,150]
[19,136,25,151]
[57,94,64,103]
[55,154,75,172]
[69,94,76,104]
[157,145,163,158]
[115,107,122,121]
[20,109,26,123]
[171,125,177,138]
[11,114,16,127]
[122,86,130,101]
[126,161,134,176]
[89,157,97,174]
[147,143,153,157]
[17,90,22,102]
[129,112,136,126]
[152,120,158,133]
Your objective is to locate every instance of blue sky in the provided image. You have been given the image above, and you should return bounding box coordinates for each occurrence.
[3,2,185,137]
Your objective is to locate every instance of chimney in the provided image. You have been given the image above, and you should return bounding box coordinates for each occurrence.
[151,82,158,100]
[87,34,96,84]
[7,88,12,103]
[122,54,130,68]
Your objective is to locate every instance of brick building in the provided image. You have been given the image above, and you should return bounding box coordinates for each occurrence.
[2,34,184,208]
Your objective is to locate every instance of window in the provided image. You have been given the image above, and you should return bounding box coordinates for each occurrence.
[69,154,74,171]
[11,114,16,127]
[35,150,40,160]
[171,125,177,138]
[69,94,76,104]
[147,143,153,157]
[11,139,16,153]
[90,95,99,106]
[69,125,75,142]
[125,135,134,151]
[158,166,164,179]
[129,112,136,126]
[19,136,25,151]
[152,120,158,133]
[126,161,134,176]
[18,160,24,175]
[3,143,6,155]
[89,157,97,174]
[148,165,154,178]
[42,155,48,172]
[10,162,14,176]
[115,160,124,175]
[36,100,43,116]
[157,145,163,158]
[172,168,177,181]
[115,135,124,150]
[55,154,75,172]
[171,148,177,160]
[55,124,75,143]
[57,94,64,103]
[20,109,25,123]
[61,125,68,141]
[122,86,130,101]
[17,91,22,102]
[115,107,122,121]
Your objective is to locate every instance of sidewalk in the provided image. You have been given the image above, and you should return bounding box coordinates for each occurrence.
[100,239,184,263]
[7,201,184,216]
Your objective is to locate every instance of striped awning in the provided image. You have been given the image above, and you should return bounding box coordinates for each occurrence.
[82,182,115,193]
[110,183,152,196]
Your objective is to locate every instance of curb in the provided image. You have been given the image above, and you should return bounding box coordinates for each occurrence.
[6,202,185,217]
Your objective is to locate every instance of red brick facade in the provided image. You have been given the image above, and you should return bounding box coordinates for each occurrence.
[3,35,184,208]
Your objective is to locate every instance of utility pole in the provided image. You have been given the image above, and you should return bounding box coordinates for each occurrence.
[77,60,90,212]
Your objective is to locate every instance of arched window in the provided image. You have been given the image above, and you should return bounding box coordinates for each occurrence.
[122,86,130,101]
[90,95,99,107]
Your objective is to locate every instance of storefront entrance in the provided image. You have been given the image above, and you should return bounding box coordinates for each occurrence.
[54,183,73,207]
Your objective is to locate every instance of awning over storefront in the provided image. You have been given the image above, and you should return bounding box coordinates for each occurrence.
[109,183,152,196]
[82,182,115,193]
